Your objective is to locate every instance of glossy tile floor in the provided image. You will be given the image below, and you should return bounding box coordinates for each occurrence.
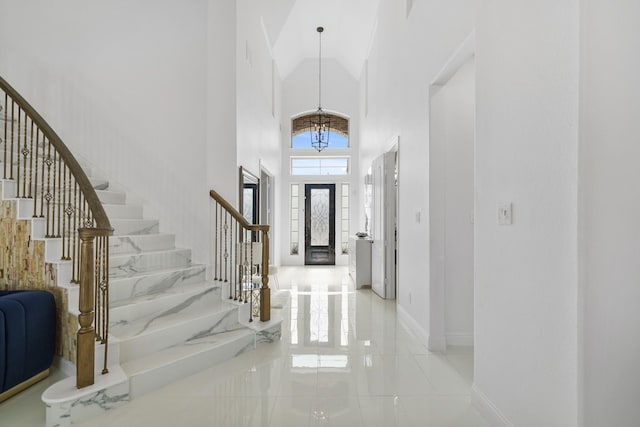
[0,266,489,427]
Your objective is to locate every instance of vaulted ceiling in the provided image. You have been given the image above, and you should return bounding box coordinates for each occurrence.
[260,0,381,80]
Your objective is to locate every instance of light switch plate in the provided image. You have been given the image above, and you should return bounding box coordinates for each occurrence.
[498,203,512,225]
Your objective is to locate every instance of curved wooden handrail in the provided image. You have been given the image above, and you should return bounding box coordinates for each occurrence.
[209,190,269,232]
[1,75,113,389]
[0,76,111,231]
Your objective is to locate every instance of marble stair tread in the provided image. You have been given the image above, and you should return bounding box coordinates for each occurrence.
[109,248,191,278]
[102,203,143,219]
[110,279,218,310]
[90,177,109,189]
[121,325,255,378]
[109,264,206,303]
[110,218,159,236]
[121,327,255,398]
[112,305,244,363]
[96,189,126,205]
[109,281,223,325]
[110,297,237,341]
[109,233,176,255]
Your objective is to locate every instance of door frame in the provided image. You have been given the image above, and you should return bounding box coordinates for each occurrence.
[239,166,260,225]
[428,31,476,351]
[370,142,398,300]
[304,183,336,265]
[260,163,275,264]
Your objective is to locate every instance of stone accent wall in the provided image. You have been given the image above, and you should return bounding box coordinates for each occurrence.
[0,199,77,362]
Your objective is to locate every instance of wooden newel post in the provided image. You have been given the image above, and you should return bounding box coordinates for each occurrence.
[260,230,270,322]
[77,229,96,388]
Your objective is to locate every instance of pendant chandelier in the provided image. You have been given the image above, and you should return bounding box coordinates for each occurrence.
[310,26,330,152]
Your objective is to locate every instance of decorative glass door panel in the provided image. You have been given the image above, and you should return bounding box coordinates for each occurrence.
[310,189,330,246]
[305,184,335,265]
[243,187,256,224]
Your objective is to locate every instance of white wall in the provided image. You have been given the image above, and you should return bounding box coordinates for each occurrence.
[474,2,579,425]
[207,0,239,203]
[430,57,475,347]
[236,0,283,264]
[580,1,640,425]
[360,0,478,358]
[236,0,282,186]
[362,0,580,425]
[0,0,239,267]
[280,58,359,266]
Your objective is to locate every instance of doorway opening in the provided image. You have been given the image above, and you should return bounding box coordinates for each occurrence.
[304,183,336,265]
[239,166,259,224]
[260,165,275,263]
[370,141,398,300]
[429,33,476,352]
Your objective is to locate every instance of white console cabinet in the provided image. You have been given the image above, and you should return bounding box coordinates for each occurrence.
[349,237,372,289]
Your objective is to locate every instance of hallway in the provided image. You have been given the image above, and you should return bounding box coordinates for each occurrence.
[1,267,487,426]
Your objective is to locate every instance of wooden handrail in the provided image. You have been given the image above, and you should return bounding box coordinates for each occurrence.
[1,76,113,389]
[0,76,111,231]
[209,190,269,232]
[210,189,270,321]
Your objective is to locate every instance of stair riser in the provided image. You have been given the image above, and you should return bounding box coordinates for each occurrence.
[0,175,107,192]
[103,204,143,219]
[13,198,108,222]
[0,161,94,179]
[95,341,121,374]
[43,366,129,427]
[118,308,241,363]
[1,180,16,198]
[256,323,283,345]
[48,261,72,288]
[109,265,206,304]
[127,333,256,399]
[0,155,79,171]
[0,154,93,177]
[30,237,62,262]
[109,249,191,278]
[0,200,48,241]
[110,285,222,325]
[96,190,126,205]
[111,219,159,236]
[0,131,93,171]
[109,234,175,255]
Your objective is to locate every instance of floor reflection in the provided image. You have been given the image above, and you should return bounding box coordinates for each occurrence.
[26,266,489,427]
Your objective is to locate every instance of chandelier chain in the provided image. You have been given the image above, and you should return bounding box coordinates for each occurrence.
[311,26,329,152]
[318,26,323,109]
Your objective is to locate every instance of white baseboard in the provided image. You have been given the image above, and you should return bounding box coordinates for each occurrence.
[471,383,513,427]
[446,333,474,346]
[428,334,447,351]
[397,304,429,348]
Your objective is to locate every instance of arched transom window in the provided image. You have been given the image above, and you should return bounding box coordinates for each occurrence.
[291,113,349,149]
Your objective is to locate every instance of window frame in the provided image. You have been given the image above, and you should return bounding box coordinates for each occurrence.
[290,156,351,176]
[290,113,350,149]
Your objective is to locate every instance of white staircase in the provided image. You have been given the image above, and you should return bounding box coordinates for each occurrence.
[102,189,262,400]
[1,163,281,427]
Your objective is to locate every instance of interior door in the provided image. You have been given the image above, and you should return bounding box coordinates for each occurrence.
[242,183,259,224]
[384,150,397,299]
[304,184,336,265]
[371,156,385,297]
[371,150,397,299]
